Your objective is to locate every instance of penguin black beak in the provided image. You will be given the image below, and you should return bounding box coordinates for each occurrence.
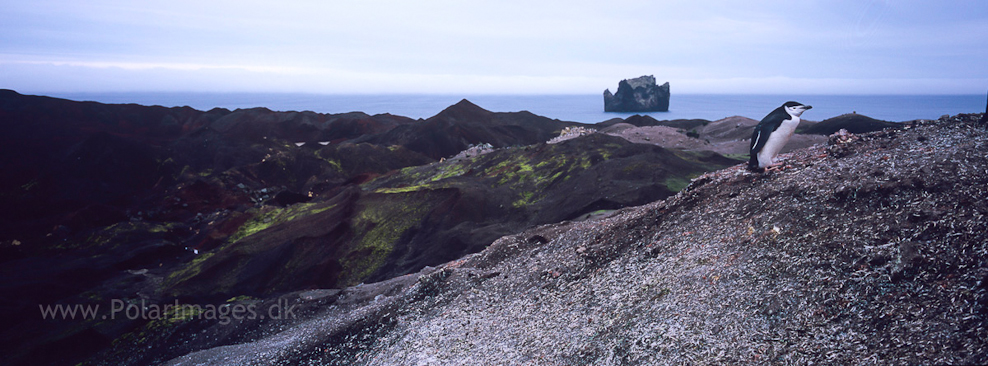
[804,105,813,110]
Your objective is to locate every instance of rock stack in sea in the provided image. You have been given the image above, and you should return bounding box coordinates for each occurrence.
[603,75,670,112]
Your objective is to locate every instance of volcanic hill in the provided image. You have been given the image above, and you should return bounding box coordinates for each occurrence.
[131,113,986,365]
[0,90,740,365]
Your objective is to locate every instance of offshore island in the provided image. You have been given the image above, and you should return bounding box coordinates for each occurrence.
[604,75,671,112]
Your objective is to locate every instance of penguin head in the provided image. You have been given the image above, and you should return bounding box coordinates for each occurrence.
[783,101,812,117]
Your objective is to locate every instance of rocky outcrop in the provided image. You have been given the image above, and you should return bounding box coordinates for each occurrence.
[603,75,670,112]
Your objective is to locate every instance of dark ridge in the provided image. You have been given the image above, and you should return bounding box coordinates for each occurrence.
[353,98,583,159]
[596,114,711,131]
[797,113,900,135]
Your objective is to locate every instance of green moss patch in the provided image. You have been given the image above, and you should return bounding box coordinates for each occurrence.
[370,160,469,194]
[338,192,441,286]
[512,191,536,208]
[314,149,344,172]
[663,176,693,193]
[227,202,336,244]
[69,221,181,250]
[165,251,217,286]
[165,201,337,292]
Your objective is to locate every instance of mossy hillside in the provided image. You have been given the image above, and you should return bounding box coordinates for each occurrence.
[336,190,443,286]
[476,144,604,186]
[163,251,218,293]
[163,200,338,294]
[473,141,629,208]
[481,137,671,185]
[512,191,536,208]
[370,141,616,207]
[663,176,692,193]
[654,149,741,192]
[161,185,450,296]
[483,136,737,219]
[163,135,738,299]
[58,221,182,251]
[669,148,741,170]
[605,156,684,191]
[313,142,434,178]
[364,134,735,213]
[369,159,470,194]
[312,148,344,173]
[225,202,336,244]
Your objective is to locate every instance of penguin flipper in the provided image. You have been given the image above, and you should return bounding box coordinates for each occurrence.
[748,126,769,171]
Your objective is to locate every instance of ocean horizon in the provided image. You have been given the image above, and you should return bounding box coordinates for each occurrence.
[46,92,986,124]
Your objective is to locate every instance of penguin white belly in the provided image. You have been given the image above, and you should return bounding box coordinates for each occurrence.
[757,117,799,167]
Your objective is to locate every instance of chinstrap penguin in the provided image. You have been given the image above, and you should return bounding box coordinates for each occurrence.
[748,101,812,172]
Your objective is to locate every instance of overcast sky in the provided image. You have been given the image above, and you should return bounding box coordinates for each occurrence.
[1,0,986,94]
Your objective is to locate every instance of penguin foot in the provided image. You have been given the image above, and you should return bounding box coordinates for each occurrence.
[765,163,789,172]
[765,164,791,172]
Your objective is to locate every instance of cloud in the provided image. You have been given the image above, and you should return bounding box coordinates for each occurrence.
[4,59,984,95]
[2,0,986,94]
[0,59,607,94]
[676,77,988,95]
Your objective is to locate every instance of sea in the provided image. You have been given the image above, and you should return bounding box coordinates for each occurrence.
[50,92,986,124]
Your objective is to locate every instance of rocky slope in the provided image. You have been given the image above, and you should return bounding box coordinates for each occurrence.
[6,89,974,366]
[0,91,741,366]
[598,113,904,158]
[120,113,984,365]
[601,115,827,156]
